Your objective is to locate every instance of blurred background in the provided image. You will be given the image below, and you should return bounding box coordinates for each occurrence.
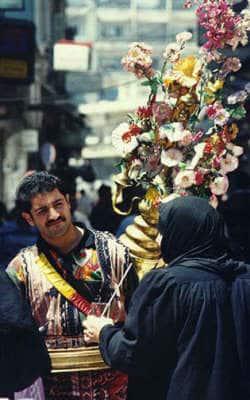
[0,0,249,267]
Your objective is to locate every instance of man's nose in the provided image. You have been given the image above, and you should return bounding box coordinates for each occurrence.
[48,207,60,220]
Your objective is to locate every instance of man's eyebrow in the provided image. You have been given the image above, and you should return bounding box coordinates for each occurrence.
[32,197,65,212]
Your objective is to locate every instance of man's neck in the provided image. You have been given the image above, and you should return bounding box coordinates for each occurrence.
[43,225,84,254]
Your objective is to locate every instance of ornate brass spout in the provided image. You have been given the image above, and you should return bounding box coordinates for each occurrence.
[112,171,141,216]
[113,180,164,279]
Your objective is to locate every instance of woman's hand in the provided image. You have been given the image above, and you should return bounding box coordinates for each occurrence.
[83,315,114,344]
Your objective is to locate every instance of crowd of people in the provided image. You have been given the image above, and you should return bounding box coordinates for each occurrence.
[0,170,250,400]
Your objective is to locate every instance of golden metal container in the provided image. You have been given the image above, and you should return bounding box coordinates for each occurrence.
[49,346,109,373]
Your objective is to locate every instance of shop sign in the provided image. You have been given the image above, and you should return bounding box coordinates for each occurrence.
[53,40,91,72]
[0,18,35,84]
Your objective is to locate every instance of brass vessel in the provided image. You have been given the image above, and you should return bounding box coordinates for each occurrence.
[112,173,164,279]
[49,346,109,373]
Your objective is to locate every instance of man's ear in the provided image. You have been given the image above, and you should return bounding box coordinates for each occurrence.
[22,212,35,226]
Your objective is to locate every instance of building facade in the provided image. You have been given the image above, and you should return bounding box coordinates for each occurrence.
[66,0,198,178]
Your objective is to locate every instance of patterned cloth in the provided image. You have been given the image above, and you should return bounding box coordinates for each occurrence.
[44,370,128,400]
[7,228,137,400]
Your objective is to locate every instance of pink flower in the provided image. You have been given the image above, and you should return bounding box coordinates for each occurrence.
[220,153,239,173]
[192,130,204,143]
[221,57,241,77]
[212,156,221,170]
[206,102,229,126]
[122,42,154,79]
[196,0,244,53]
[210,176,229,196]
[174,170,195,189]
[152,102,172,124]
[161,148,183,167]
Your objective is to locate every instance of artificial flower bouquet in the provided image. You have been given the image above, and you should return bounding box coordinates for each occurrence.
[111,0,250,208]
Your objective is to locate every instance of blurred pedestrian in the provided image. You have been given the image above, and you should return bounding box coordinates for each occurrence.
[84,196,250,400]
[90,184,123,234]
[7,171,138,400]
[0,206,38,269]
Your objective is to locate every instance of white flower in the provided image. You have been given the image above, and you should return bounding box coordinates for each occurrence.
[220,154,239,173]
[163,43,181,62]
[161,148,183,167]
[190,142,206,169]
[112,122,138,155]
[176,31,193,43]
[226,143,244,157]
[161,122,186,142]
[214,109,230,126]
[174,170,195,189]
[227,90,248,105]
[245,82,250,94]
[210,176,229,196]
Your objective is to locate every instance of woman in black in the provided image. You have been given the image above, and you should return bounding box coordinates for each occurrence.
[0,270,50,397]
[84,196,250,400]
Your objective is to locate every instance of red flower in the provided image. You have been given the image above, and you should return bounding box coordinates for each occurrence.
[204,142,213,154]
[136,105,153,119]
[195,170,204,186]
[122,124,142,142]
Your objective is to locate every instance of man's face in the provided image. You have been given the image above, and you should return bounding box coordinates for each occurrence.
[22,188,73,240]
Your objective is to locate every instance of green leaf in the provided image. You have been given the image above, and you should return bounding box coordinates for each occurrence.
[141,80,152,87]
[179,162,187,170]
[229,106,246,120]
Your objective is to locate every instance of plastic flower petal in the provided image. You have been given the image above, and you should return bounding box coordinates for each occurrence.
[112,123,139,155]
[174,170,195,189]
[161,148,183,167]
[210,176,229,196]
[220,153,239,173]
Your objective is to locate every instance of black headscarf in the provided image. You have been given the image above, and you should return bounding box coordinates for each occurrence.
[158,196,227,265]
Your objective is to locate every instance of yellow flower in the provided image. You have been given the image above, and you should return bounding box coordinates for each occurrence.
[206,80,224,94]
[204,80,224,104]
[229,123,239,140]
[163,75,175,88]
[210,134,220,145]
[173,55,202,88]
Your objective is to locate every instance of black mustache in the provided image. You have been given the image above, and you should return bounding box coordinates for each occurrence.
[46,217,65,226]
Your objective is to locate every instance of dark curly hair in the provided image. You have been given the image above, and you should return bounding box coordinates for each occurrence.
[15,171,68,215]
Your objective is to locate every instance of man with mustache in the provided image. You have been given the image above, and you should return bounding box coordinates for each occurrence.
[7,171,138,400]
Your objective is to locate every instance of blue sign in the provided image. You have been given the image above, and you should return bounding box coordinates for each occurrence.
[0,18,35,84]
[0,1,24,11]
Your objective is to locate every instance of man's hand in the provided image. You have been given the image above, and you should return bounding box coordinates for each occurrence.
[83,315,114,344]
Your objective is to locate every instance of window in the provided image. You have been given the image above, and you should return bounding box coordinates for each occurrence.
[137,23,167,42]
[98,21,132,40]
[95,0,131,8]
[136,0,166,10]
